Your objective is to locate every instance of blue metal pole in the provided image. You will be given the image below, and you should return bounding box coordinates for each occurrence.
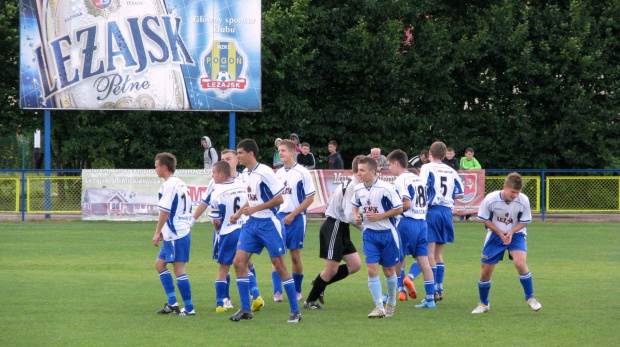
[21,171,26,222]
[229,111,236,149]
[541,169,546,221]
[45,110,52,219]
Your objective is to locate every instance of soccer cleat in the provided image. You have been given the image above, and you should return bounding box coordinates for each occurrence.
[471,303,490,314]
[223,297,234,309]
[398,290,408,301]
[251,296,265,312]
[287,311,302,323]
[385,303,395,317]
[273,292,283,302]
[229,309,253,321]
[156,302,179,315]
[303,301,324,310]
[403,276,418,299]
[174,308,195,316]
[311,279,325,304]
[434,290,443,302]
[527,298,542,311]
[216,306,227,313]
[414,300,436,309]
[296,292,303,301]
[367,307,386,318]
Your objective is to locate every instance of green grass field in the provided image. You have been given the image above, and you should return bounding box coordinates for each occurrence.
[1,220,618,346]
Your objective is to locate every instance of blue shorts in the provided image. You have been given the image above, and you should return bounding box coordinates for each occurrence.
[481,232,527,264]
[397,217,429,258]
[362,228,402,267]
[158,233,191,263]
[237,216,287,258]
[278,212,306,250]
[213,228,241,265]
[426,206,454,244]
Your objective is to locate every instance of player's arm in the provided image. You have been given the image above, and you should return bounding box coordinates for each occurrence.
[244,194,284,216]
[366,206,403,222]
[191,202,208,226]
[153,210,169,247]
[402,197,412,211]
[351,205,362,225]
[283,194,315,225]
[230,202,248,223]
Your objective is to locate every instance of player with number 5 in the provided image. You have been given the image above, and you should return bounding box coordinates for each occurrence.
[419,142,464,302]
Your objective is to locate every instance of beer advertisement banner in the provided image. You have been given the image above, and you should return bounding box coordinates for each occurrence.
[19,0,261,111]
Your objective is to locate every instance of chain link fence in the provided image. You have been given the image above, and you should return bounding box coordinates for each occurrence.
[546,177,620,212]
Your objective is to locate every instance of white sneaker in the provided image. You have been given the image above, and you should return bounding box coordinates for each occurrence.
[223,297,234,309]
[527,298,542,311]
[367,307,386,318]
[471,303,490,314]
[385,303,395,317]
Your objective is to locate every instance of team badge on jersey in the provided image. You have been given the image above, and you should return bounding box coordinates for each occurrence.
[200,40,247,97]
[458,174,477,203]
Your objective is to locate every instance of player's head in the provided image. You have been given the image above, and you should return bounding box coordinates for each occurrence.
[503,172,523,201]
[328,140,338,153]
[387,149,408,171]
[301,142,310,155]
[429,142,446,161]
[155,152,176,177]
[446,147,455,159]
[236,139,258,167]
[212,161,232,184]
[370,148,381,160]
[420,149,430,163]
[278,139,297,165]
[221,150,238,175]
[352,155,365,174]
[357,156,377,184]
[465,147,475,160]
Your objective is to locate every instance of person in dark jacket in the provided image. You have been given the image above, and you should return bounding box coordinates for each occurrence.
[297,142,316,169]
[327,140,344,169]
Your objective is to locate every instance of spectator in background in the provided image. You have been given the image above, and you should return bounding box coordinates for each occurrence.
[273,138,284,169]
[443,147,460,171]
[327,140,344,169]
[202,136,219,170]
[297,142,316,169]
[290,133,302,154]
[408,149,429,169]
[460,147,482,170]
[370,148,389,170]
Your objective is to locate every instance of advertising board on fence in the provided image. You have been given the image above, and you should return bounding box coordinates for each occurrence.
[81,169,485,221]
[20,0,261,111]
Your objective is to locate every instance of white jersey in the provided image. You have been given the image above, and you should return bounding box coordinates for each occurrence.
[208,179,247,235]
[158,175,192,241]
[393,171,427,220]
[245,163,284,218]
[351,178,403,231]
[419,161,464,209]
[325,175,360,227]
[477,190,532,235]
[276,163,316,214]
[202,172,243,206]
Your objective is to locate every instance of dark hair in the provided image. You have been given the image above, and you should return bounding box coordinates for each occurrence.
[155,152,177,173]
[328,140,338,147]
[387,149,408,168]
[352,155,366,173]
[237,139,259,156]
[465,147,474,153]
[358,156,377,171]
[429,142,446,160]
[446,147,455,152]
[279,139,296,152]
[212,161,231,178]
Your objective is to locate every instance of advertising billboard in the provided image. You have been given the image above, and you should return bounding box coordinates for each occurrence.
[19,0,261,111]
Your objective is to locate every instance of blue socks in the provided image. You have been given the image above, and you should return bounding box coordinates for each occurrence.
[236,277,251,311]
[293,273,304,294]
[282,277,300,313]
[225,273,231,299]
[215,280,227,307]
[176,274,193,312]
[248,271,260,300]
[398,266,405,288]
[385,273,398,305]
[368,276,383,308]
[409,261,421,280]
[478,280,491,305]
[159,269,177,305]
[519,272,534,300]
[424,280,435,301]
[431,266,437,291]
[436,262,445,291]
[272,271,282,294]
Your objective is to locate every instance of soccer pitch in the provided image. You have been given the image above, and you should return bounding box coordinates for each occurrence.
[1,220,618,346]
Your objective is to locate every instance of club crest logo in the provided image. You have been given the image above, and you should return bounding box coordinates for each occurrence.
[458,174,477,203]
[200,40,247,97]
[85,0,120,18]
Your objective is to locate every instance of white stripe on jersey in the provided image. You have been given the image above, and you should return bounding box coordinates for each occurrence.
[393,171,427,220]
[477,190,532,235]
[158,176,192,241]
[351,178,403,231]
[208,179,247,235]
[419,162,464,208]
[276,163,316,214]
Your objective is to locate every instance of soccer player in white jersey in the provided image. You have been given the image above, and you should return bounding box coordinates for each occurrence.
[152,153,195,316]
[387,150,436,308]
[192,150,264,312]
[351,157,403,318]
[272,140,316,302]
[303,156,364,310]
[228,139,302,323]
[419,141,464,302]
[472,173,541,314]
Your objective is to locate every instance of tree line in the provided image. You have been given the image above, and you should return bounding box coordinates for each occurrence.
[1,0,618,170]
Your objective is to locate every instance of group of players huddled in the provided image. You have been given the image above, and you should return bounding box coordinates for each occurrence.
[151,139,541,323]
